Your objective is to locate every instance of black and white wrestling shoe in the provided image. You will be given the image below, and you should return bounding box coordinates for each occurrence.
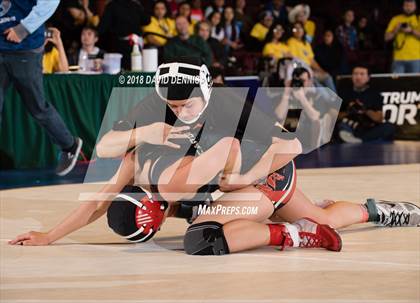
[367,199,420,227]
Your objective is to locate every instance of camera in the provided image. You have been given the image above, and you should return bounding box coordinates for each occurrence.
[45,29,53,38]
[401,22,408,29]
[291,78,304,88]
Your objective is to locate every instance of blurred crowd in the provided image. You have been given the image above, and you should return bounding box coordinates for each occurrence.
[42,0,419,78]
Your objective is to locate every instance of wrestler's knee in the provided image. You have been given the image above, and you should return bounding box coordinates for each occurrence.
[184,221,230,255]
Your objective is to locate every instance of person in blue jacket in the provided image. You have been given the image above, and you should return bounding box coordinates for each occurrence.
[0,0,82,176]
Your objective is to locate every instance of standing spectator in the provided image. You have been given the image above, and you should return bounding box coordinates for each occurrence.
[314,30,345,79]
[385,0,420,73]
[262,24,291,62]
[288,4,316,44]
[208,11,225,42]
[234,0,253,34]
[250,11,274,43]
[357,16,375,50]
[43,27,69,74]
[266,0,288,26]
[222,6,242,55]
[205,0,225,18]
[142,1,176,47]
[287,22,336,91]
[98,0,150,70]
[0,0,82,175]
[178,1,197,35]
[69,26,105,71]
[336,9,358,51]
[339,65,395,143]
[190,0,204,22]
[196,20,226,66]
[164,16,212,66]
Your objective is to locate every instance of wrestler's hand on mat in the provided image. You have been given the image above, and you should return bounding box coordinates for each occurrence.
[8,231,51,246]
[219,173,253,192]
[137,123,190,149]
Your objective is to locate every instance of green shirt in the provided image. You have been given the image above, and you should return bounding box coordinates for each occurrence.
[163,35,212,66]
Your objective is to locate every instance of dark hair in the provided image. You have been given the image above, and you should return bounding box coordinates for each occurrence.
[177,1,192,23]
[289,21,308,43]
[352,64,370,75]
[292,67,311,79]
[221,6,238,42]
[208,11,223,36]
[82,25,98,37]
[264,23,286,44]
[153,0,171,18]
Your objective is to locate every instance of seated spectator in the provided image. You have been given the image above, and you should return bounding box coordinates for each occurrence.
[336,9,358,51]
[250,11,274,45]
[287,22,336,91]
[43,27,69,74]
[69,26,105,71]
[98,0,150,70]
[235,0,253,34]
[143,1,176,47]
[196,20,226,66]
[209,11,225,42]
[178,1,197,35]
[339,65,395,143]
[222,6,243,54]
[314,30,345,78]
[265,0,288,26]
[191,0,204,22]
[357,16,375,50]
[288,4,316,44]
[205,0,225,18]
[56,0,99,53]
[262,24,291,62]
[164,16,212,66]
[385,0,420,73]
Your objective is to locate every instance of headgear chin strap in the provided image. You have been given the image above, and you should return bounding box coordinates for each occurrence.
[155,62,213,124]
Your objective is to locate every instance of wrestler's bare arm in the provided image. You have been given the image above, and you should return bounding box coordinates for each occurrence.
[8,153,136,246]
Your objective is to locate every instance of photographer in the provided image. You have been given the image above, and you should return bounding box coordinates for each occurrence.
[43,27,69,74]
[339,65,395,143]
[275,67,337,149]
[385,0,420,73]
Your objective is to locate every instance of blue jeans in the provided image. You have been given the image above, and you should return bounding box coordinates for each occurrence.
[356,123,396,142]
[0,51,74,150]
[392,60,420,74]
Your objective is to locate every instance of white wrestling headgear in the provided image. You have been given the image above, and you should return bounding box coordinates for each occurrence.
[155,61,213,124]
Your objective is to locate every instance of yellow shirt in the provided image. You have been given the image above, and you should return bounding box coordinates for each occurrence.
[304,20,316,43]
[262,42,290,60]
[386,14,420,61]
[287,37,314,65]
[189,19,197,35]
[250,23,269,41]
[143,16,176,46]
[43,47,60,74]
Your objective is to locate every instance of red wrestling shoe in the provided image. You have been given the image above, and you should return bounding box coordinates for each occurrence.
[293,218,342,252]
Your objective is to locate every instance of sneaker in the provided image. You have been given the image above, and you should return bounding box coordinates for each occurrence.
[281,218,342,252]
[373,199,420,227]
[339,130,362,143]
[56,137,83,176]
